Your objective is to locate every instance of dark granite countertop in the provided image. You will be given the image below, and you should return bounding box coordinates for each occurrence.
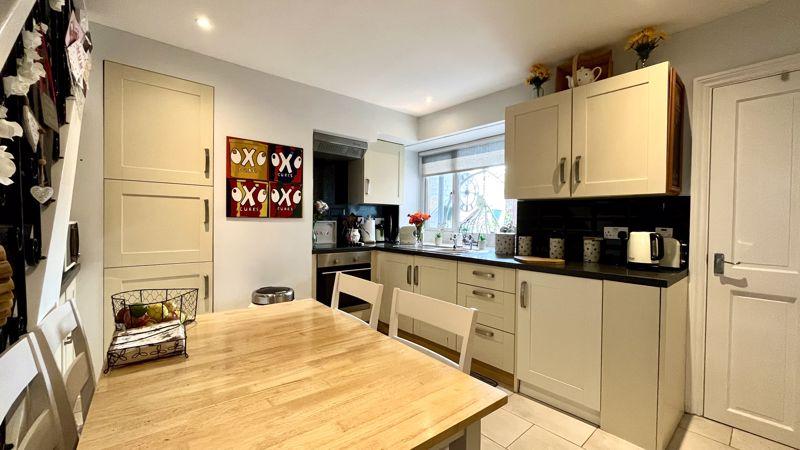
[313,243,687,288]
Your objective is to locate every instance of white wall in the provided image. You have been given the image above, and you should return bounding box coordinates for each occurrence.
[418,0,800,140]
[73,23,417,369]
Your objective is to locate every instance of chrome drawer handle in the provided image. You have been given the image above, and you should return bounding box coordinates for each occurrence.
[574,156,582,184]
[204,148,210,177]
[472,270,495,279]
[559,157,566,185]
[520,281,528,308]
[475,327,495,338]
[472,290,495,299]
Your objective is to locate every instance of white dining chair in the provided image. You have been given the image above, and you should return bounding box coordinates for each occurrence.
[35,299,96,437]
[0,334,69,450]
[388,288,478,373]
[331,272,384,330]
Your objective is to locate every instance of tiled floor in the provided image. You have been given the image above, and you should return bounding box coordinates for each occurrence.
[482,391,797,450]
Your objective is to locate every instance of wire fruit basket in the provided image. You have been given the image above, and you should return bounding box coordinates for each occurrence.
[105,288,198,372]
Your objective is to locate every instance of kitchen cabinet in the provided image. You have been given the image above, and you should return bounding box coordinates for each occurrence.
[600,278,687,450]
[103,262,213,351]
[349,140,404,205]
[505,89,572,199]
[104,62,214,186]
[412,256,459,350]
[505,61,683,200]
[516,271,602,423]
[376,252,414,332]
[104,180,213,267]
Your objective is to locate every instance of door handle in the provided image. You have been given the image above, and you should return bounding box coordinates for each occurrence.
[413,265,419,286]
[519,281,528,308]
[407,265,412,285]
[574,156,582,184]
[472,270,495,279]
[204,199,210,225]
[475,327,495,338]
[713,253,740,275]
[559,157,567,185]
[203,274,209,300]
[204,148,210,178]
[472,290,495,299]
[365,178,371,195]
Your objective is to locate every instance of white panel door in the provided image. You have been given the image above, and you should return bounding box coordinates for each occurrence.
[103,262,213,351]
[376,252,414,332]
[705,70,800,448]
[413,256,458,350]
[104,180,213,267]
[505,90,572,199]
[571,62,669,197]
[517,271,602,412]
[104,62,214,185]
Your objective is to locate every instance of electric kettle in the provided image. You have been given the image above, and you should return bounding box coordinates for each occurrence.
[627,232,664,266]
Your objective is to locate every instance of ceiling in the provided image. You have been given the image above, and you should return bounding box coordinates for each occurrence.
[88,0,767,116]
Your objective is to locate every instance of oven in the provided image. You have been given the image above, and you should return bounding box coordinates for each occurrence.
[315,251,372,313]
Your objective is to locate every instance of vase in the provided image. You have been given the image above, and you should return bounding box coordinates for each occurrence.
[532,82,544,98]
[634,45,654,69]
[414,224,424,247]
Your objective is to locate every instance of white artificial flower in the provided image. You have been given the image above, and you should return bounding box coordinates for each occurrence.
[48,0,65,11]
[3,75,30,96]
[21,30,41,49]
[0,146,16,186]
[17,58,45,81]
[0,106,22,140]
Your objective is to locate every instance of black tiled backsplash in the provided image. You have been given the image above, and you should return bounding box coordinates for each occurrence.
[516,196,690,265]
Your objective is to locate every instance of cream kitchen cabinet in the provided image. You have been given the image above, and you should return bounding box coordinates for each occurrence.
[505,89,572,199]
[505,62,683,200]
[516,271,602,423]
[104,180,213,268]
[104,62,214,186]
[349,140,404,205]
[376,251,414,332]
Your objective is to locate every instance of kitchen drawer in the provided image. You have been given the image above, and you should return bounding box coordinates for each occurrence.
[458,262,516,293]
[471,325,515,373]
[457,284,515,334]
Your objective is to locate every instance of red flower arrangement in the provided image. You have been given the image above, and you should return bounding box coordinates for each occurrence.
[407,212,430,225]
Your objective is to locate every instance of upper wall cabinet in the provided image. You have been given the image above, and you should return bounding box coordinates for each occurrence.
[104,62,214,185]
[505,89,572,199]
[505,62,684,200]
[349,140,404,205]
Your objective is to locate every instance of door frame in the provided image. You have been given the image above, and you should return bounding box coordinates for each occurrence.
[687,52,800,415]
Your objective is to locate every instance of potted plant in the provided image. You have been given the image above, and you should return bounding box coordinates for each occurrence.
[407,212,431,247]
[434,231,443,246]
[478,234,487,250]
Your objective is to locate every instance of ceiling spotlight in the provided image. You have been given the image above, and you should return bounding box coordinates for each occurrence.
[195,16,213,30]
[425,96,433,104]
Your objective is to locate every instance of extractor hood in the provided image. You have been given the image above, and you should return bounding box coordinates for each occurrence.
[313,131,367,160]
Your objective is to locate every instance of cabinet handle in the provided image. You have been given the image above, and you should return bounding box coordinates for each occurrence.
[407,265,412,285]
[472,270,495,279]
[472,290,495,299]
[204,199,210,225]
[365,178,371,195]
[63,335,73,345]
[574,156,582,184]
[413,265,419,286]
[204,148,210,177]
[520,281,528,308]
[203,274,210,300]
[559,157,566,184]
[475,327,495,338]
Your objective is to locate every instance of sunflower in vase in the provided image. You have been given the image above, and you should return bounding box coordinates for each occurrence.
[526,63,550,98]
[626,26,668,69]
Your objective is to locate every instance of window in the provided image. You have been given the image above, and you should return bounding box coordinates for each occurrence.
[421,136,516,235]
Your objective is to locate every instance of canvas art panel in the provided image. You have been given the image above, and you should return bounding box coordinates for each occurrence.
[269,145,303,184]
[226,136,270,180]
[226,178,269,218]
[269,182,302,218]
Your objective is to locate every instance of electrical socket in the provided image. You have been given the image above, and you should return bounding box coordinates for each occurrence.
[603,226,629,239]
[656,227,673,238]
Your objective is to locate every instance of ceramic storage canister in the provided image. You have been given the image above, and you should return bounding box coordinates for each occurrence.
[495,233,516,257]
[518,236,533,256]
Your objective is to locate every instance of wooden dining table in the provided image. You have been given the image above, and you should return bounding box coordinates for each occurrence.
[79,299,507,449]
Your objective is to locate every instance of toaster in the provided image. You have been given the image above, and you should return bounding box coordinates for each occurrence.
[659,237,686,269]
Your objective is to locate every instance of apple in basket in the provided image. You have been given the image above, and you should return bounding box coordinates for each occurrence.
[147,303,170,321]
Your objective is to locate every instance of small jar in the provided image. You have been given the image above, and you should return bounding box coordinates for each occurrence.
[583,237,602,263]
[549,237,565,259]
[495,233,516,257]
[518,236,533,256]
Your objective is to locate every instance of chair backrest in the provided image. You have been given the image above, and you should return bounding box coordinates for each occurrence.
[388,288,478,373]
[331,272,384,330]
[0,334,67,450]
[35,299,96,435]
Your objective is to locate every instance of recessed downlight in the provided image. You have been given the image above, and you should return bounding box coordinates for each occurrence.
[425,96,433,104]
[195,16,213,30]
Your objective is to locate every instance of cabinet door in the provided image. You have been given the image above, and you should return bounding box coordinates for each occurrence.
[351,140,404,205]
[517,271,602,413]
[413,256,458,350]
[104,180,212,267]
[457,284,515,334]
[376,252,414,331]
[505,90,572,199]
[103,262,213,351]
[571,62,670,197]
[104,62,213,185]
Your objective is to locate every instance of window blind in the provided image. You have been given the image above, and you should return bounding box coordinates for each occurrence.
[419,135,504,176]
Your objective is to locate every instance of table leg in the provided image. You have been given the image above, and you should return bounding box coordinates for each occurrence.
[448,420,480,450]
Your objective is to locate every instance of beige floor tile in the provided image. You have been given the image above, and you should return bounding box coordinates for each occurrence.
[480,435,506,450]
[680,414,733,445]
[583,429,644,450]
[502,394,596,446]
[508,425,581,450]
[730,429,794,450]
[482,407,533,447]
[668,427,734,450]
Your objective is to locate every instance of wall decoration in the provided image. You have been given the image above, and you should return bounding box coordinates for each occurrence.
[269,182,302,218]
[269,145,303,184]
[226,178,269,218]
[226,136,269,180]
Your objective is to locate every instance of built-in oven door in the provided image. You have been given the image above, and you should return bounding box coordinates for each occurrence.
[316,263,371,312]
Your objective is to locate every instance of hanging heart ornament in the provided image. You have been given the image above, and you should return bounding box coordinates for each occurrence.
[30,185,53,204]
